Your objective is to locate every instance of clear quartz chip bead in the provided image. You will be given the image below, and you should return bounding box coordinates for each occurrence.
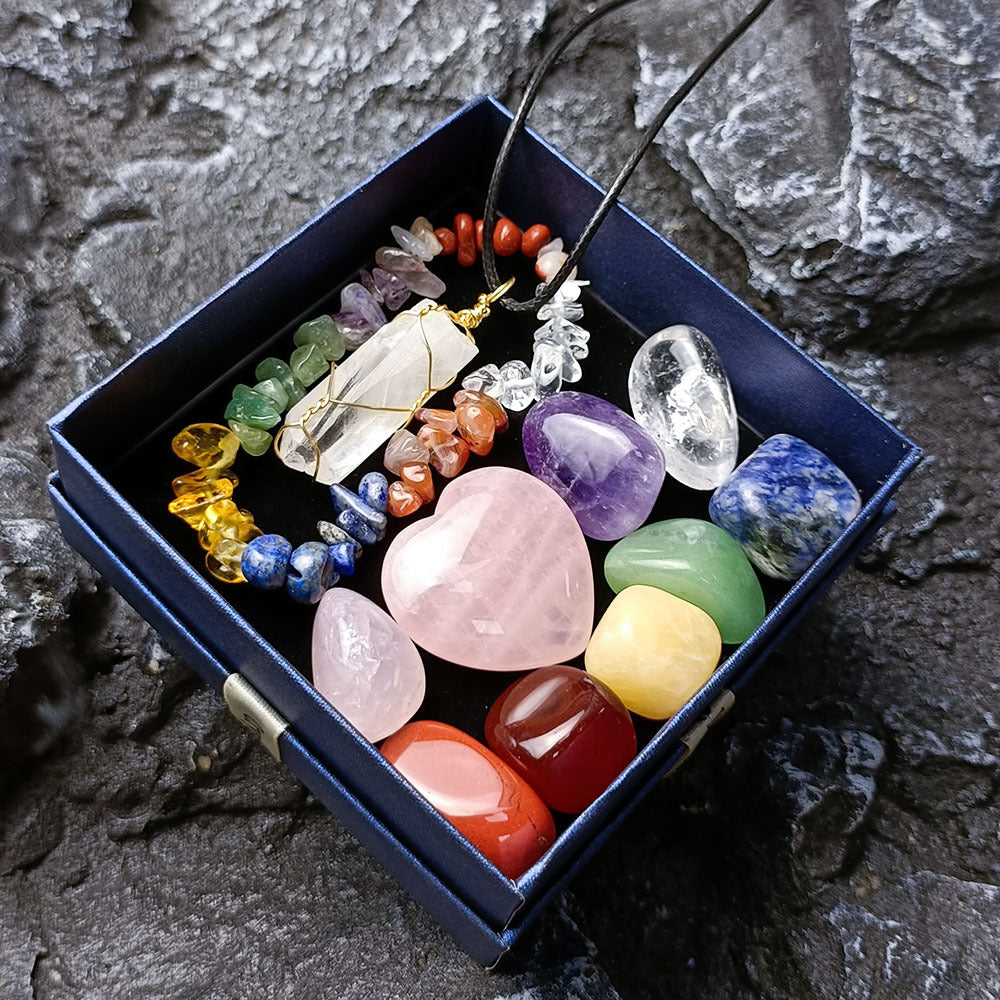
[461,363,503,397]
[531,341,565,398]
[497,360,537,411]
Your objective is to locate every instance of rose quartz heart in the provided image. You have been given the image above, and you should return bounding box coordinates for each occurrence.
[381,466,594,670]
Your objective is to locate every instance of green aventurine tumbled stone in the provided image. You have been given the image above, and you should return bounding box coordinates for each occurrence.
[255,357,306,406]
[228,419,273,456]
[224,385,281,430]
[604,518,766,644]
[294,315,346,362]
[290,342,329,387]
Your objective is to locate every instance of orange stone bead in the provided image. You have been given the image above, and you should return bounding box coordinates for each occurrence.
[455,401,496,456]
[493,218,521,256]
[417,426,470,478]
[521,223,552,257]
[453,389,508,433]
[474,218,484,252]
[414,407,458,433]
[435,226,457,255]
[454,213,476,267]
[400,461,435,503]
[388,480,424,518]
[381,720,556,880]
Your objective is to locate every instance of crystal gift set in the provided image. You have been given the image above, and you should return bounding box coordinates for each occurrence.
[48,97,920,964]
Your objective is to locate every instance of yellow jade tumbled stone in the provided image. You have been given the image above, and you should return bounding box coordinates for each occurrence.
[167,478,235,528]
[585,585,721,720]
[171,423,240,469]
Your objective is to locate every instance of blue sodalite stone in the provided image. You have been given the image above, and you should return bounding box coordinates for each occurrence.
[241,534,292,590]
[708,433,861,581]
[286,541,338,604]
[329,484,387,539]
[358,471,389,514]
[316,520,362,555]
[327,541,357,577]
[337,508,378,546]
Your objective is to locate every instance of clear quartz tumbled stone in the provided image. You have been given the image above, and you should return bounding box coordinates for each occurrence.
[628,324,739,491]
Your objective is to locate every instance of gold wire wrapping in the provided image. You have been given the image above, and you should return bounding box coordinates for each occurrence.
[272,278,515,480]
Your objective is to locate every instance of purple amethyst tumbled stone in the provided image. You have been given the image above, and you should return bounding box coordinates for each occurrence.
[523,391,665,541]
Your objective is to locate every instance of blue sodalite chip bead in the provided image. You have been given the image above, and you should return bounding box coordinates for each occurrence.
[708,433,862,581]
[241,534,293,590]
[286,541,338,604]
[329,483,388,540]
[327,541,357,577]
[358,471,389,514]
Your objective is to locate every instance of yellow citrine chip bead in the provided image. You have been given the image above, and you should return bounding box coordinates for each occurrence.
[172,423,240,469]
[167,478,235,528]
[205,537,248,584]
[585,585,721,720]
[172,466,240,498]
[197,500,263,550]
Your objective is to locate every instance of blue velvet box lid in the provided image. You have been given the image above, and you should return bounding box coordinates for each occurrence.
[48,95,920,965]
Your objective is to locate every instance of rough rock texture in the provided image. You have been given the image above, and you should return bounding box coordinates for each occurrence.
[634,0,1000,349]
[1,0,998,996]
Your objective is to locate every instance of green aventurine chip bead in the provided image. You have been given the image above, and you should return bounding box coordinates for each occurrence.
[290,342,329,387]
[294,315,345,362]
[604,518,766,644]
[224,385,281,430]
[255,357,306,406]
[253,377,289,412]
[228,419,273,457]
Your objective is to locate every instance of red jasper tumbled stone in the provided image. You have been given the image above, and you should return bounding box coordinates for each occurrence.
[485,664,637,814]
[382,720,556,879]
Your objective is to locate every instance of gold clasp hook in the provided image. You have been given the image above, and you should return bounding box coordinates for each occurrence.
[440,277,515,337]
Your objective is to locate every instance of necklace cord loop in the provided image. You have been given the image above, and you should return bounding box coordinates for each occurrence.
[482,0,778,313]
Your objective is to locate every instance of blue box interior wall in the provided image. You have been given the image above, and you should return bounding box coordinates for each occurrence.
[49,95,920,964]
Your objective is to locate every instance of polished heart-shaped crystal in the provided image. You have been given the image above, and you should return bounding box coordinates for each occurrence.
[629,325,739,490]
[381,467,594,670]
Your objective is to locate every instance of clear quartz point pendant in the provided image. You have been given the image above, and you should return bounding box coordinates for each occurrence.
[628,324,739,490]
[278,300,477,484]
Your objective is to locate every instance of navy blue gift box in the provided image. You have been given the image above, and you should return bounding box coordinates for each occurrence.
[48,95,920,965]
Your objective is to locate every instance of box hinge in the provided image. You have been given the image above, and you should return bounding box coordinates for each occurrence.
[665,688,736,779]
[223,673,289,763]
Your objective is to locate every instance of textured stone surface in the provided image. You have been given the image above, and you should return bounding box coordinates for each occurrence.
[1,0,998,995]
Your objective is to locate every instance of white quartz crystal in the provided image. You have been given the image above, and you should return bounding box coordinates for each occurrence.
[278,300,477,484]
[628,324,739,490]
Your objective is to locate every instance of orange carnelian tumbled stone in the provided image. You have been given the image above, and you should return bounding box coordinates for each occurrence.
[417,426,470,478]
[381,720,556,879]
[521,223,552,257]
[388,480,424,518]
[453,389,508,433]
[400,461,435,503]
[455,400,496,456]
[493,218,521,256]
[454,213,476,267]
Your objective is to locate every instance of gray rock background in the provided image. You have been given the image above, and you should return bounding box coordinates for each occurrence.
[1,0,997,996]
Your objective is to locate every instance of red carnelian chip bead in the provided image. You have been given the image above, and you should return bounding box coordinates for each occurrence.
[455,401,497,456]
[474,219,484,251]
[434,226,457,255]
[486,665,637,814]
[454,213,476,267]
[453,389,508,433]
[382,720,556,879]
[387,480,424,518]
[414,406,458,433]
[493,218,521,256]
[417,426,470,477]
[521,223,552,257]
[400,461,435,503]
